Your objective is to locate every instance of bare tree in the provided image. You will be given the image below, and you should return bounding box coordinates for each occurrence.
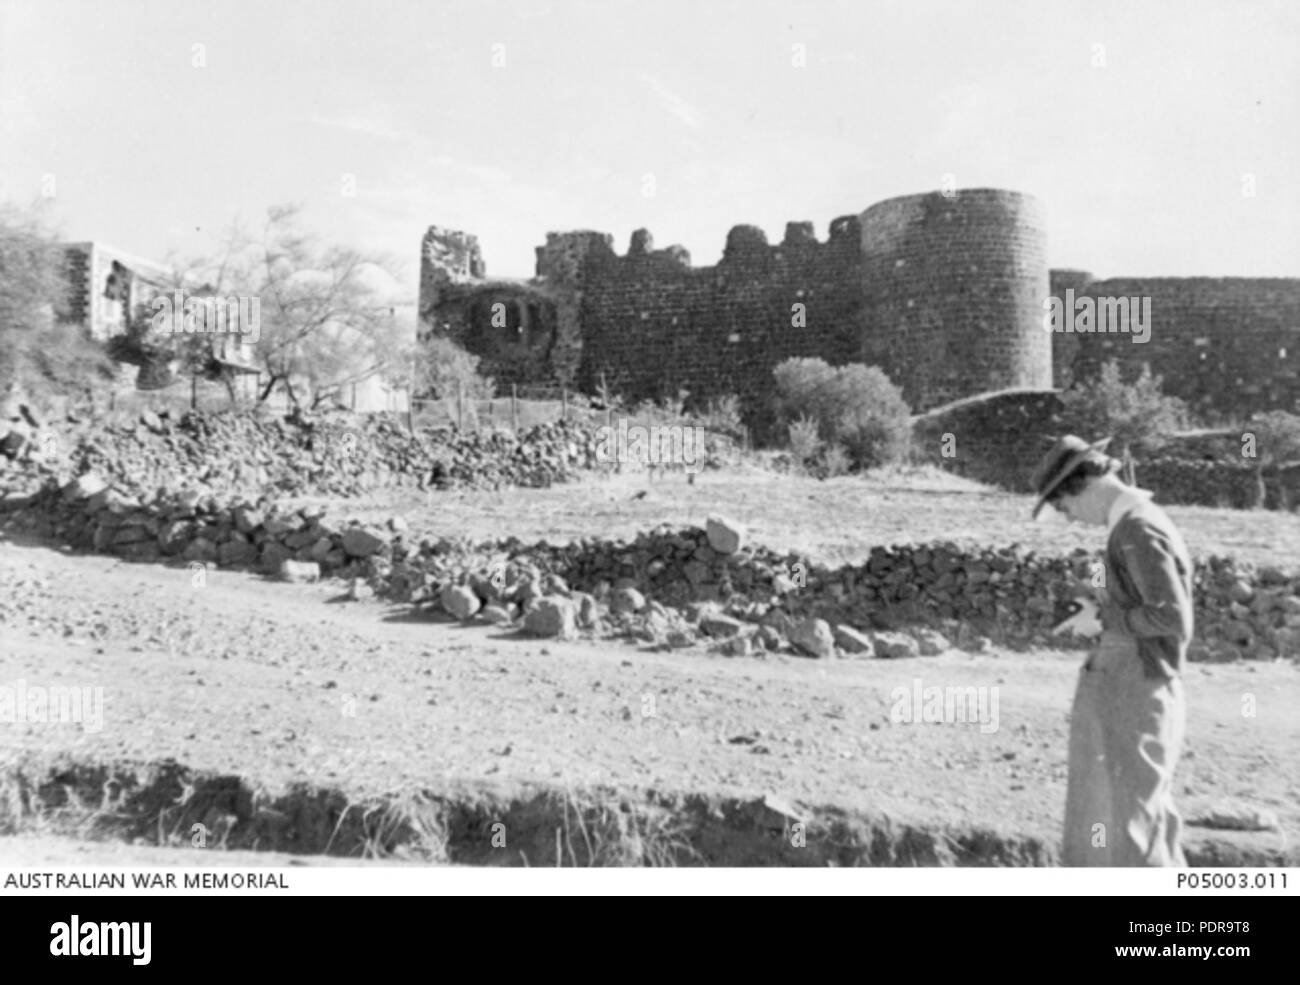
[248,204,406,410]
[108,222,257,406]
[136,205,407,410]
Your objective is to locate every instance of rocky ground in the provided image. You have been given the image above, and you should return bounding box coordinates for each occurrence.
[1,533,1294,866]
[1,407,1295,866]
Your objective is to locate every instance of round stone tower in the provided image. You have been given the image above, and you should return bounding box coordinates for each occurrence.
[859,189,1051,411]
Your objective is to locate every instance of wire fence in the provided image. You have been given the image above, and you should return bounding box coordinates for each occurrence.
[86,377,752,452]
[410,383,611,432]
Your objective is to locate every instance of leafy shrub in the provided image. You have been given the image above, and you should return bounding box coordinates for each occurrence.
[415,333,494,401]
[787,415,822,464]
[1243,411,1300,467]
[628,393,687,428]
[1058,360,1189,457]
[773,357,912,468]
[656,388,689,421]
[772,358,837,426]
[817,443,852,478]
[1240,410,1300,508]
[698,394,745,440]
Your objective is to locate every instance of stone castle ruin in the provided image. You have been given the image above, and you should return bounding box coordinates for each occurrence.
[419,188,1300,429]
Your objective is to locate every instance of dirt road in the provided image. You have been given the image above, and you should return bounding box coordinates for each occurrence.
[1,538,1295,865]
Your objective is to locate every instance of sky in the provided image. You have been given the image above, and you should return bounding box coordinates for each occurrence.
[1,0,1297,297]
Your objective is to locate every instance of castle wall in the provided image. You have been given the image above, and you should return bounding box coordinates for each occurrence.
[859,190,1052,410]
[419,188,1300,423]
[1047,272,1300,418]
[566,219,864,426]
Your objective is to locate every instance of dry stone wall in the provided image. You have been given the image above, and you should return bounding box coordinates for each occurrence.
[5,480,1295,664]
[3,407,1294,660]
[915,390,1300,508]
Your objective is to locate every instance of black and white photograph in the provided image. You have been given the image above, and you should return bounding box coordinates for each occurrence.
[0,0,1296,920]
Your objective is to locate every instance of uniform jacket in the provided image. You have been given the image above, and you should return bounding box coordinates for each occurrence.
[1105,497,1195,679]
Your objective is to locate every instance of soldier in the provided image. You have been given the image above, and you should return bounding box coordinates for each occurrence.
[1031,435,1194,866]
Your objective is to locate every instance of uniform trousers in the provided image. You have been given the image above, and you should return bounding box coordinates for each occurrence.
[1062,629,1187,866]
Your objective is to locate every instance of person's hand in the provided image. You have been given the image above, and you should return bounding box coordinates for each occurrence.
[1053,598,1102,637]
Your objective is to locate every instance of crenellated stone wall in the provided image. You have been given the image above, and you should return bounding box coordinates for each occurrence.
[1047,272,1300,418]
[419,189,1300,426]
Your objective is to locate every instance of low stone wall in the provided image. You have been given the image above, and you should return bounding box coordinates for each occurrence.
[912,391,1064,491]
[914,391,1300,511]
[6,476,1296,664]
[0,408,741,503]
[58,410,604,497]
[1136,459,1300,511]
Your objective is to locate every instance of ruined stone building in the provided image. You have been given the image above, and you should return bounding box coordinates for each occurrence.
[63,242,175,344]
[62,241,260,397]
[418,188,1300,429]
[61,242,408,411]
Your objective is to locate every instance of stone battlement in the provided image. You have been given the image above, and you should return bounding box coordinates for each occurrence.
[419,188,1300,425]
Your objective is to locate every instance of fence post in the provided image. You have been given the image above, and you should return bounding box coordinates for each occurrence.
[190,373,197,410]
[562,386,568,422]
[511,384,519,432]
[406,397,414,435]
[456,380,464,430]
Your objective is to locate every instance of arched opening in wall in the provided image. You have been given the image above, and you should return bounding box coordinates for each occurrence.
[464,290,559,383]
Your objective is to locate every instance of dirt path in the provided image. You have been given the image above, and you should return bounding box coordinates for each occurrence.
[1,539,1295,865]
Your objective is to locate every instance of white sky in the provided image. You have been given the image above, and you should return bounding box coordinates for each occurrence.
[1,0,1296,292]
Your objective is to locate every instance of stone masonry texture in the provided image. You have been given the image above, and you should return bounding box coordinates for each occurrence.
[419,188,1300,426]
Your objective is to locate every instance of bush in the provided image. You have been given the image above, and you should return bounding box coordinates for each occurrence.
[787,415,822,465]
[1241,410,1300,508]
[1058,360,1189,457]
[772,358,837,425]
[817,443,852,478]
[415,334,494,401]
[629,390,691,429]
[1244,411,1300,466]
[699,394,745,440]
[773,357,912,469]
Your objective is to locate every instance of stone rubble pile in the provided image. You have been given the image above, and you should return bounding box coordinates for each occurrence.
[69,410,604,496]
[6,473,1296,664]
[382,524,1299,662]
[0,408,740,501]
